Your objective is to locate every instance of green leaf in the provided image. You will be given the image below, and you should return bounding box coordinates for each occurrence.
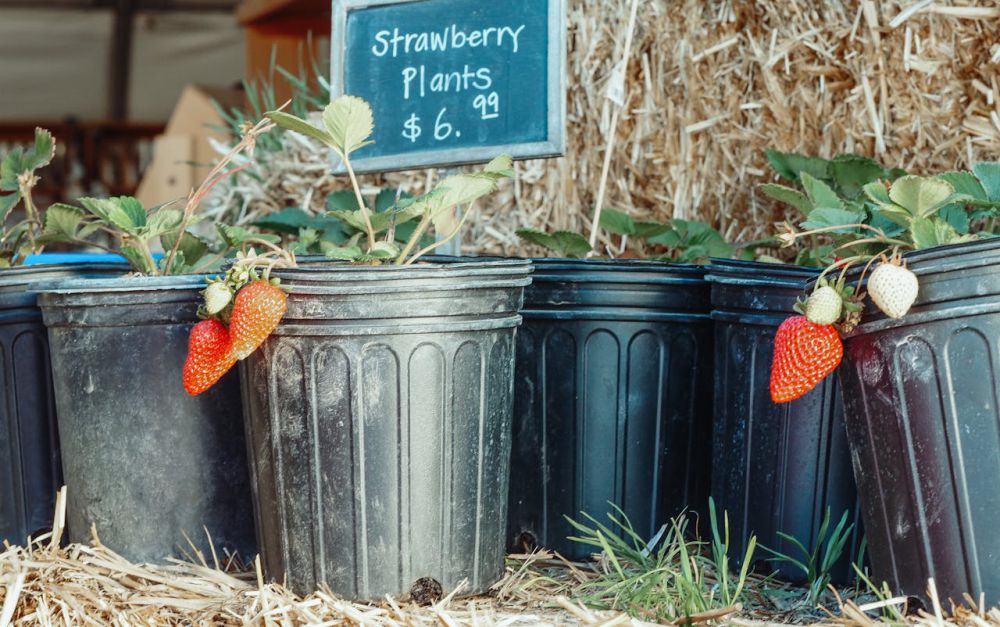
[375,188,408,212]
[800,207,863,233]
[830,154,890,199]
[0,150,24,191]
[322,95,375,157]
[403,159,513,226]
[800,172,844,210]
[265,111,335,147]
[38,203,87,242]
[120,244,155,274]
[911,217,965,250]
[759,183,814,215]
[369,241,400,258]
[939,204,970,235]
[973,162,1000,201]
[516,228,592,258]
[765,150,830,183]
[862,180,892,205]
[0,192,21,220]
[24,128,55,171]
[327,190,364,212]
[599,208,636,236]
[888,176,953,218]
[144,208,183,238]
[633,220,671,238]
[216,224,279,248]
[938,170,987,201]
[161,230,209,267]
[79,196,147,234]
[483,154,515,177]
[324,245,364,261]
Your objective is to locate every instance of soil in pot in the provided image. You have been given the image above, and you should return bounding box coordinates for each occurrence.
[507,259,714,559]
[35,275,256,563]
[839,238,1000,605]
[239,259,532,599]
[0,260,128,546]
[708,259,864,584]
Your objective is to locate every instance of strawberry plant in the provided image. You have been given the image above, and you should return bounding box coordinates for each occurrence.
[517,208,733,262]
[0,128,56,266]
[264,96,513,265]
[767,160,1000,403]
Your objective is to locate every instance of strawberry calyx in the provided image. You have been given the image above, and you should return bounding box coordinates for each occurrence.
[793,274,864,332]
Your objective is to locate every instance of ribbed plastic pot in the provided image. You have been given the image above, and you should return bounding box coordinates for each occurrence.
[36,275,256,563]
[506,259,713,559]
[0,261,127,545]
[708,259,863,584]
[239,259,531,599]
[839,238,1000,605]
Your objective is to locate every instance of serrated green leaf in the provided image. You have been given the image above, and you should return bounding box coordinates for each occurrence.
[646,227,682,248]
[759,183,814,215]
[144,208,183,238]
[327,190,364,212]
[483,154,515,177]
[120,244,155,274]
[599,208,636,236]
[79,196,147,233]
[973,162,1000,201]
[863,180,892,205]
[800,207,863,233]
[938,170,987,201]
[0,192,21,220]
[0,150,24,191]
[266,111,335,146]
[911,217,963,250]
[369,241,400,258]
[24,128,55,170]
[830,154,890,199]
[939,204,970,235]
[216,223,279,248]
[161,230,210,267]
[322,95,375,157]
[325,245,364,261]
[633,220,671,238]
[37,203,86,243]
[765,150,830,182]
[888,176,953,218]
[375,188,407,212]
[516,228,592,258]
[801,172,844,210]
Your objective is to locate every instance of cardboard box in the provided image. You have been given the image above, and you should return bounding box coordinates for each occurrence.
[136,84,243,207]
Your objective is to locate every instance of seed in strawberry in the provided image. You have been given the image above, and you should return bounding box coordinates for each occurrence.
[770,315,843,404]
[805,285,843,325]
[868,261,918,319]
[229,280,287,360]
[183,319,237,396]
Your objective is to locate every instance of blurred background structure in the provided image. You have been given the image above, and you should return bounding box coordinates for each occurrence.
[1,1,998,255]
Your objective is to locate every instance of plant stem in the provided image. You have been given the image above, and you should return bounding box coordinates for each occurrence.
[342,155,377,252]
[18,180,39,254]
[394,211,432,265]
[406,202,475,265]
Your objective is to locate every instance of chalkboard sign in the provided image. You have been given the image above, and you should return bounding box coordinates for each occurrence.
[331,0,566,173]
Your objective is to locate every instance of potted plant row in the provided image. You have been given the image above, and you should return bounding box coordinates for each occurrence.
[766,159,1000,604]
[0,129,128,546]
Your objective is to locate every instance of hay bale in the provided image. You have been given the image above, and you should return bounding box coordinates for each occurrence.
[208,0,1000,257]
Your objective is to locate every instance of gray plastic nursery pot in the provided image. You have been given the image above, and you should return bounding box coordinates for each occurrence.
[36,275,256,564]
[0,262,127,545]
[839,238,1000,605]
[239,259,532,599]
[708,259,863,584]
[506,259,714,559]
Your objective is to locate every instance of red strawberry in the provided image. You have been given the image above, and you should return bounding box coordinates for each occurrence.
[229,280,287,360]
[183,319,237,396]
[770,315,843,403]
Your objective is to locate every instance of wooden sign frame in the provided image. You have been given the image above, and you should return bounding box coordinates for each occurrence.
[330,0,566,173]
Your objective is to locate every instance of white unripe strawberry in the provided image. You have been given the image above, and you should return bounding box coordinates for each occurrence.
[203,281,234,315]
[805,285,843,325]
[868,262,918,319]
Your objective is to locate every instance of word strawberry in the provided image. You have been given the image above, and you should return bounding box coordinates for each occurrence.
[770,315,844,403]
[868,258,918,319]
[229,280,287,360]
[183,319,237,396]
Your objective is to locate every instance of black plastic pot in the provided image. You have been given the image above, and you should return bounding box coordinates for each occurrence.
[0,261,127,545]
[506,259,713,559]
[840,238,1000,605]
[240,259,531,599]
[708,259,863,584]
[36,276,256,563]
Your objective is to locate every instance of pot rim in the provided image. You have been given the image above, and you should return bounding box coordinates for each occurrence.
[0,262,131,290]
[29,273,207,295]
